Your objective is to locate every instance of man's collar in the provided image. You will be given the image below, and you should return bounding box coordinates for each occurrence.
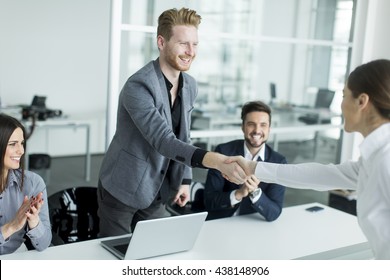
[162,72,183,91]
[244,142,265,161]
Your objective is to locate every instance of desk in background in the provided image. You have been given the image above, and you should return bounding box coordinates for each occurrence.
[24,118,91,181]
[0,203,372,260]
[0,107,93,181]
[191,108,342,155]
[191,106,340,130]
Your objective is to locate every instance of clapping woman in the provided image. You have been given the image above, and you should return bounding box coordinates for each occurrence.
[0,113,51,254]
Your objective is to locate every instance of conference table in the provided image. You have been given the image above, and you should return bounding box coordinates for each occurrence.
[0,203,372,260]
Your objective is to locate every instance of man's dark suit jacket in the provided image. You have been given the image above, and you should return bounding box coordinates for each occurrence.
[204,139,287,221]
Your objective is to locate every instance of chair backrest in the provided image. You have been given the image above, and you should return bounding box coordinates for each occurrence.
[74,187,99,241]
[48,186,99,244]
[315,89,335,108]
[165,181,206,215]
[190,182,205,202]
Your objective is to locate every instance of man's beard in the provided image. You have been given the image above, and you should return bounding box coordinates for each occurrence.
[245,135,267,149]
[166,52,194,72]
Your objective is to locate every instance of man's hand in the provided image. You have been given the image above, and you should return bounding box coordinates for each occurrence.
[173,184,190,207]
[202,152,247,184]
[235,175,260,201]
[225,155,257,176]
[244,175,260,193]
[235,185,250,201]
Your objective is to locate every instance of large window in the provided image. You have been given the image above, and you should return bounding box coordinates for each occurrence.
[108,0,355,164]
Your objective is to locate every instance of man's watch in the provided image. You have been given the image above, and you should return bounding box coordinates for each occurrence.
[250,188,261,199]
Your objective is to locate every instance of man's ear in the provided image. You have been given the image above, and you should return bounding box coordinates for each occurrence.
[157,35,165,50]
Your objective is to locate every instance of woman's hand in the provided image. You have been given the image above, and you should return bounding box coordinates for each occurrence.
[1,196,31,239]
[26,192,44,229]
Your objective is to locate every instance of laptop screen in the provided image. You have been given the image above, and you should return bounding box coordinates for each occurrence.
[100,212,208,260]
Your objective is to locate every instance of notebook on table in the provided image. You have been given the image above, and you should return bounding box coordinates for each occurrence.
[100,211,208,260]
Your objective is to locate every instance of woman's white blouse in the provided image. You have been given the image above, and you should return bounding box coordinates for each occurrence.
[255,123,390,259]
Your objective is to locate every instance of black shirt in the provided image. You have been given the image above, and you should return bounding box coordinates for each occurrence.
[163,74,208,176]
[163,74,182,136]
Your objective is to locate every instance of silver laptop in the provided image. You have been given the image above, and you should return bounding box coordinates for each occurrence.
[100,212,208,260]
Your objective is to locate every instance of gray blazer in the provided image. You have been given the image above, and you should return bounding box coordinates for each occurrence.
[99,59,198,209]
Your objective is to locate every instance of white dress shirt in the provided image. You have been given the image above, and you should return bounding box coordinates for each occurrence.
[230,143,265,206]
[255,123,390,259]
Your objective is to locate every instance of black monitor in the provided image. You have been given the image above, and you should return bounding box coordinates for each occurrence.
[269,82,277,100]
[31,95,47,108]
[315,89,335,108]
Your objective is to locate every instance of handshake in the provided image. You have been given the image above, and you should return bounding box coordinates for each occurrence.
[203,152,258,185]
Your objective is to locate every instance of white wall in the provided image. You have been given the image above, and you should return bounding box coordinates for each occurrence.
[2,0,389,160]
[364,0,390,61]
[0,0,110,156]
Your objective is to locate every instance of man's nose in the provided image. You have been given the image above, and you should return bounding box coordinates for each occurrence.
[185,43,195,56]
[254,125,262,133]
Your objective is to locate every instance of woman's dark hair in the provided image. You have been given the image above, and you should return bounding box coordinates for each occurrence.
[0,114,26,191]
[241,100,272,125]
[348,59,390,119]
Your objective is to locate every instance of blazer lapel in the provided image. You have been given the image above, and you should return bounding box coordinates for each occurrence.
[179,83,190,140]
[261,145,269,161]
[237,141,245,157]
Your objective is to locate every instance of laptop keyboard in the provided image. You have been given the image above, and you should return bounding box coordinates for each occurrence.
[111,236,132,255]
[114,244,129,255]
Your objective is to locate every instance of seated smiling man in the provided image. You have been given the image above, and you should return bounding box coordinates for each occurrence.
[204,101,287,221]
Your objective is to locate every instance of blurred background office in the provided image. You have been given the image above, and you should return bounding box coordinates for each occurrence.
[1,0,389,209]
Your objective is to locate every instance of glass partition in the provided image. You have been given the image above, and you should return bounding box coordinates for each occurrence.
[110,0,356,164]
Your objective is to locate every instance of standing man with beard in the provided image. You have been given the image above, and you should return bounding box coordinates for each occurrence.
[204,101,287,221]
[98,7,247,237]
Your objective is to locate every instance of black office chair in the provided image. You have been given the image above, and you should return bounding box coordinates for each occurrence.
[328,191,357,216]
[29,153,51,184]
[166,182,206,216]
[48,186,99,245]
[298,89,335,125]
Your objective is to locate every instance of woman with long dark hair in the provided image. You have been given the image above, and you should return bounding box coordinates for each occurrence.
[0,114,51,254]
[231,59,390,259]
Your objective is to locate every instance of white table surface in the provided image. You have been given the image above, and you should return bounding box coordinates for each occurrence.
[0,203,371,260]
